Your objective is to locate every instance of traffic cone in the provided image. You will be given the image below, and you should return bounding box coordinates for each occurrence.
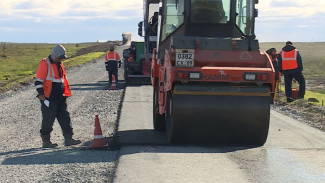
[110,75,117,90]
[89,115,108,149]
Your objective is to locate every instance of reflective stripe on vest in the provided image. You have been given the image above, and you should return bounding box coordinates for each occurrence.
[281,49,298,70]
[45,58,64,83]
[107,51,117,61]
[42,58,71,98]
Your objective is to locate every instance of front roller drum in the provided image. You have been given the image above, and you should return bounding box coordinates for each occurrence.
[165,85,271,146]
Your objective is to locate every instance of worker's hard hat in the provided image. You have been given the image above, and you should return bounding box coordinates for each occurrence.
[286,41,293,46]
[110,45,115,51]
[51,44,67,60]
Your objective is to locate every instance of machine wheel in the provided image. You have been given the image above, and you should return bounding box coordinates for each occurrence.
[165,92,173,142]
[165,92,182,143]
[123,60,128,83]
[153,83,166,131]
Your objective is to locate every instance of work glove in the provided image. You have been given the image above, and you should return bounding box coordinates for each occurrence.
[37,94,50,107]
[37,94,46,101]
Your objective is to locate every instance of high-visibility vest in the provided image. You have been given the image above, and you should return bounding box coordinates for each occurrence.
[35,58,71,98]
[105,51,120,62]
[281,49,299,70]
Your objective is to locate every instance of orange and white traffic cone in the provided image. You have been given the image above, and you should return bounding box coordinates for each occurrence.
[89,115,108,149]
[110,75,117,90]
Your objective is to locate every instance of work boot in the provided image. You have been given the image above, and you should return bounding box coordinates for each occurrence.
[287,97,294,102]
[64,134,81,146]
[41,134,58,148]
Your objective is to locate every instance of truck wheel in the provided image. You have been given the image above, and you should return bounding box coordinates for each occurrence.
[153,83,165,131]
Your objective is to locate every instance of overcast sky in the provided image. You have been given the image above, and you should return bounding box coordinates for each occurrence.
[0,0,324,43]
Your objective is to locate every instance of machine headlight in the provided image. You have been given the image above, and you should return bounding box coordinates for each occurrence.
[244,73,269,81]
[176,71,201,80]
[189,72,200,79]
[245,73,256,81]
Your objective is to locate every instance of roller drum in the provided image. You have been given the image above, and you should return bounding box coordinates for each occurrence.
[166,84,271,146]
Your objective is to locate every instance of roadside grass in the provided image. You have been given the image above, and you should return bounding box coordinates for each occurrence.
[278,82,325,107]
[305,90,325,106]
[0,42,105,91]
[63,52,106,68]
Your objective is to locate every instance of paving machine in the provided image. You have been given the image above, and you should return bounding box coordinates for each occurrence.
[122,1,159,84]
[149,0,275,145]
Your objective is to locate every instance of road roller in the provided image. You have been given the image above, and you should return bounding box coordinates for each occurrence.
[145,0,275,145]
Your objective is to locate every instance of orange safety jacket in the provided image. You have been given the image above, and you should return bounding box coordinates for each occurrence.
[35,58,71,98]
[105,51,120,62]
[281,49,299,70]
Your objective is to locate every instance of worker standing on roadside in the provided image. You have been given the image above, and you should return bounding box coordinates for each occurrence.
[278,41,305,102]
[105,45,121,86]
[34,44,81,148]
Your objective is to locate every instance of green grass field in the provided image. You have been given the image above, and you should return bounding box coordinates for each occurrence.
[0,42,106,91]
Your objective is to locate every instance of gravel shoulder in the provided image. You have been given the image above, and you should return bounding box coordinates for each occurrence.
[0,57,124,182]
[272,98,325,132]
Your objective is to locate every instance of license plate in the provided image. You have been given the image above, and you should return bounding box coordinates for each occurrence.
[176,52,194,67]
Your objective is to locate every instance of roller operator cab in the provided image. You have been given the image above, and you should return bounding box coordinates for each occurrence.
[151,0,275,146]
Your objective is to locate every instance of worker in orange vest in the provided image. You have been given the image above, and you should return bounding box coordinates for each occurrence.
[35,44,81,148]
[278,41,305,102]
[105,45,121,86]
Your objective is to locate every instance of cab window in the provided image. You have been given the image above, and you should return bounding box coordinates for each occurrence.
[191,0,231,24]
[161,0,185,41]
[236,0,254,35]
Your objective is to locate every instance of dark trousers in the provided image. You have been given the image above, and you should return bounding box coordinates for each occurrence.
[40,96,73,136]
[106,61,118,84]
[108,69,118,84]
[284,72,305,98]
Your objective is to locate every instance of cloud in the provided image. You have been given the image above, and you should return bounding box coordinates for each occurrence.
[0,0,143,21]
[1,0,324,43]
[0,27,21,31]
[296,25,309,28]
[257,0,325,19]
[0,0,145,43]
